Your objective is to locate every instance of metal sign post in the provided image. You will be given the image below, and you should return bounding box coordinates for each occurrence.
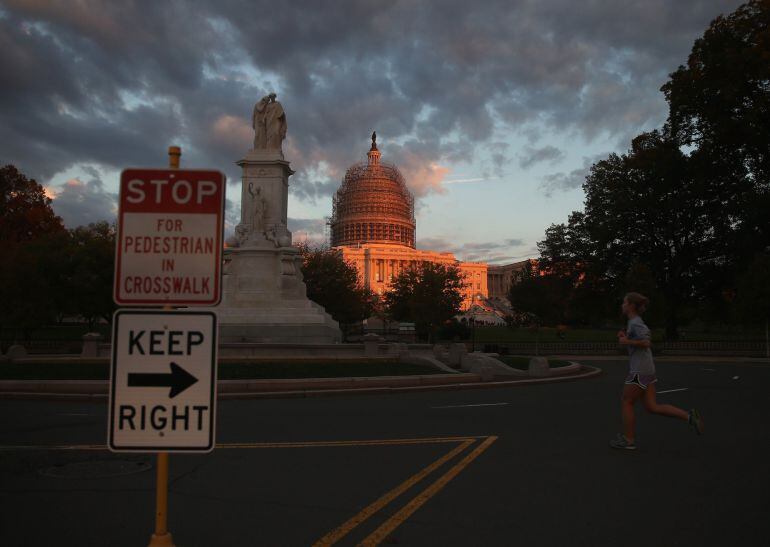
[109,146,224,547]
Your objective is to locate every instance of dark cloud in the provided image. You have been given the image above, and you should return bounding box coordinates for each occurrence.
[0,0,743,204]
[540,167,589,197]
[417,236,529,262]
[540,154,606,196]
[49,166,117,227]
[518,145,566,169]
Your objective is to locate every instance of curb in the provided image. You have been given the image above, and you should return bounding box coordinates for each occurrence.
[549,355,770,364]
[0,366,602,401]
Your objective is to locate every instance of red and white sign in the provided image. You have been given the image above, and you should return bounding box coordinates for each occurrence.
[114,169,225,306]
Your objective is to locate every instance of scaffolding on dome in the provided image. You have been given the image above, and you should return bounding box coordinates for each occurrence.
[330,159,416,248]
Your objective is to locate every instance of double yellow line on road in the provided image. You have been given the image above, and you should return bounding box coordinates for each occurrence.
[0,434,498,546]
[0,436,486,452]
[314,435,498,546]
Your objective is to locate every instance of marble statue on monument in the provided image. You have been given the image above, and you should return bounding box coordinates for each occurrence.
[217,94,341,343]
[252,93,287,154]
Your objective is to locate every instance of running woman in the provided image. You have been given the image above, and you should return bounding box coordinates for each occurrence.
[610,292,704,450]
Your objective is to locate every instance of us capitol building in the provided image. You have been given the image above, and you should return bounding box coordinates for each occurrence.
[329,134,491,310]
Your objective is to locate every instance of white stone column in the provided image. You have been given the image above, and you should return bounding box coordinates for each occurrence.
[215,150,341,344]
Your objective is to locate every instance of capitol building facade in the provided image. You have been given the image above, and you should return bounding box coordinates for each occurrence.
[329,136,488,309]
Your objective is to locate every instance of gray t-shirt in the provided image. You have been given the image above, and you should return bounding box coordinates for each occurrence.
[627,316,655,375]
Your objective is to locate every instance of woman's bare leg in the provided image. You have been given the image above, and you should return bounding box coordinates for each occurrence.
[622,384,643,442]
[642,383,689,420]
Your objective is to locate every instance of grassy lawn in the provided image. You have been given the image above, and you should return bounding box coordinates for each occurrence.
[0,360,443,381]
[497,356,572,370]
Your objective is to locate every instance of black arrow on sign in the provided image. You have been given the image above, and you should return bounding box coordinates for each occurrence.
[127,362,198,399]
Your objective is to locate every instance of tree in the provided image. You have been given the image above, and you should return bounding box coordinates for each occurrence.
[663,1,770,188]
[0,165,66,335]
[736,252,770,325]
[0,164,63,244]
[580,131,726,338]
[663,0,770,303]
[508,260,559,326]
[535,213,613,326]
[298,245,376,333]
[0,230,72,334]
[735,252,770,357]
[65,222,117,328]
[384,262,465,342]
[529,2,770,338]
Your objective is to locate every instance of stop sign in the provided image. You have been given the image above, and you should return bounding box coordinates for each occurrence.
[114,169,226,306]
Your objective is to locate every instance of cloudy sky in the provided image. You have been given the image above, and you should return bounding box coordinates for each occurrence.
[0,0,743,263]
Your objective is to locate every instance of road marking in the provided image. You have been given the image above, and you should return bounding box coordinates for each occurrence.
[359,436,498,546]
[312,439,474,546]
[217,437,481,449]
[0,444,105,451]
[431,403,509,409]
[0,436,484,452]
[657,388,689,394]
[1,434,498,545]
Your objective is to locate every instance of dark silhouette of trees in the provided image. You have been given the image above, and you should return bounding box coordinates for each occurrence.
[0,164,64,243]
[0,166,117,334]
[0,165,67,333]
[384,262,465,342]
[736,252,770,326]
[66,222,117,328]
[531,1,770,338]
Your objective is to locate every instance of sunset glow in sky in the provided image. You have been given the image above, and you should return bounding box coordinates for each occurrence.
[0,0,743,264]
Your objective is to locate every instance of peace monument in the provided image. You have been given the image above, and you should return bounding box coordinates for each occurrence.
[216,94,341,343]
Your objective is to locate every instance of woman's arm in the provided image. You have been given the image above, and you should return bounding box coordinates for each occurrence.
[618,335,651,349]
[618,331,652,348]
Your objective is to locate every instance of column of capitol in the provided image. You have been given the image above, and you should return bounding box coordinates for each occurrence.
[329,133,487,309]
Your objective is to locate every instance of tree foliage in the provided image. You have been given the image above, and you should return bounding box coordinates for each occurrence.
[0,166,117,333]
[0,164,63,244]
[531,1,770,338]
[735,252,770,325]
[0,221,117,333]
[66,222,117,328]
[384,262,466,342]
[298,245,376,328]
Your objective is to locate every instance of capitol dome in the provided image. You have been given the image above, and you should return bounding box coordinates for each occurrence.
[330,134,416,248]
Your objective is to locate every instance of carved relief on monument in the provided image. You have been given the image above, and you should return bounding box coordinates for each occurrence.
[248,183,268,230]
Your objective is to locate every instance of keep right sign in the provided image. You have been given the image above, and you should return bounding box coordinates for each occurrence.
[108,310,218,453]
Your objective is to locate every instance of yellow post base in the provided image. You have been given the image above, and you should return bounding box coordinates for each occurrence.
[148,532,175,547]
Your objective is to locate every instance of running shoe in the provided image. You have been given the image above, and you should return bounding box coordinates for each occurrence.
[688,408,704,435]
[610,433,637,450]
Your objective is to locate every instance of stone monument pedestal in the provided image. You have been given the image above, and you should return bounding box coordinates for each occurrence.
[214,148,341,344]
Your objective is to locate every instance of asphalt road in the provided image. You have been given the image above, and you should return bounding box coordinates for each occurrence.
[1,359,768,547]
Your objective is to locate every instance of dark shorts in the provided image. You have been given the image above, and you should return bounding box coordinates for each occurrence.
[625,373,658,390]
